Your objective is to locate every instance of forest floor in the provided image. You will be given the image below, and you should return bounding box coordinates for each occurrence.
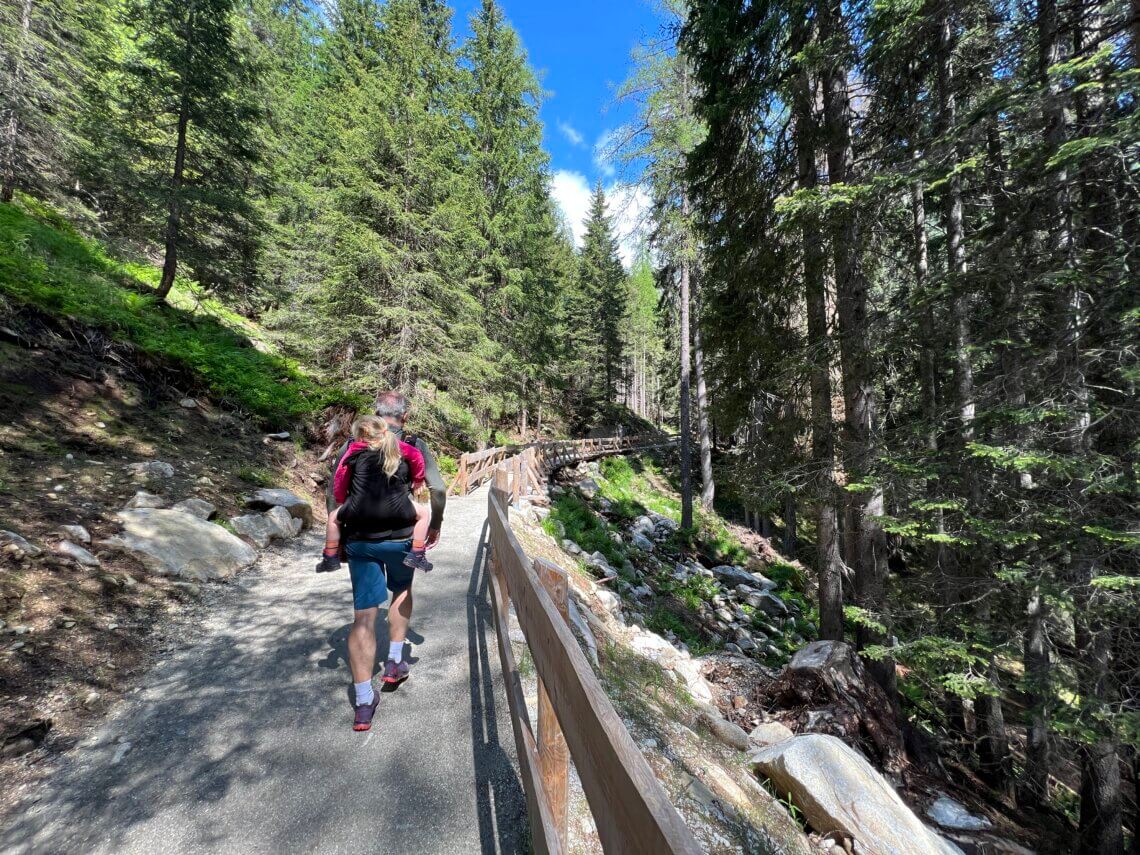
[0,311,330,819]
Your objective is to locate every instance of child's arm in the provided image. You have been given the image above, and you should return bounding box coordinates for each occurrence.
[401,441,427,488]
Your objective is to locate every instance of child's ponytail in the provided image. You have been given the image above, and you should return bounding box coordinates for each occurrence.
[350,415,404,478]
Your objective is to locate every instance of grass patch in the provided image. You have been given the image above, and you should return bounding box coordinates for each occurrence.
[543,493,627,567]
[0,197,353,428]
[645,605,716,656]
[236,465,276,487]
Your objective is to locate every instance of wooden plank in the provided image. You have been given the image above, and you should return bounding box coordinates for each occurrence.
[534,559,570,846]
[487,555,565,855]
[489,495,701,854]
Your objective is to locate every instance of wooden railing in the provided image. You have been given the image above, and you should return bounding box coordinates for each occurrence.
[450,434,673,496]
[484,436,698,854]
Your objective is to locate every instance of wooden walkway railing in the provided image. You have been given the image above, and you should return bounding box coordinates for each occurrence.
[483,436,698,854]
[450,434,671,497]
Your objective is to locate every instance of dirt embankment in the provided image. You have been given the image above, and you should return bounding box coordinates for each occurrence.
[0,314,328,816]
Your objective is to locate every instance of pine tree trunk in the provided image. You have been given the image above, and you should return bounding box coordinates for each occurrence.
[783,493,797,558]
[0,0,32,203]
[679,248,694,531]
[820,0,892,695]
[693,292,715,510]
[1022,588,1051,803]
[157,87,192,302]
[794,59,843,642]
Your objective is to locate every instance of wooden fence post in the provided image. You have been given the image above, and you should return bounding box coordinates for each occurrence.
[534,558,570,846]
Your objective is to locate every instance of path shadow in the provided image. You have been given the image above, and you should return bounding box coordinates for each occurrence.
[467,517,528,853]
[320,610,425,702]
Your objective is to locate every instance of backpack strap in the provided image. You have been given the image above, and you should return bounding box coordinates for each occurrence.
[401,432,420,449]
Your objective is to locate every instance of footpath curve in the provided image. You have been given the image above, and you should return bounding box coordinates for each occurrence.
[1,487,528,855]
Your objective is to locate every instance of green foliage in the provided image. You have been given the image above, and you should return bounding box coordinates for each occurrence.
[645,606,715,655]
[543,493,627,568]
[236,465,275,487]
[0,198,334,426]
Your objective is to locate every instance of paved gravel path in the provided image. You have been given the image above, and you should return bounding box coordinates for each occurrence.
[1,487,528,854]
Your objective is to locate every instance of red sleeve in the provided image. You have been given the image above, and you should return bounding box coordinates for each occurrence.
[400,441,426,486]
[334,442,365,504]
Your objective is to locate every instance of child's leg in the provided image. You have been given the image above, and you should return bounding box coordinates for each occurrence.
[316,508,345,570]
[404,503,434,572]
[410,503,430,550]
[324,508,342,557]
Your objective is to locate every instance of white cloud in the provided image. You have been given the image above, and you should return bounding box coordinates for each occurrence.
[557,120,585,147]
[593,129,618,178]
[550,169,650,269]
[551,169,592,247]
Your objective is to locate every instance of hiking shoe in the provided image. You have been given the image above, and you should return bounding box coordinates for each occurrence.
[352,693,379,732]
[403,550,433,572]
[315,553,341,573]
[381,658,410,684]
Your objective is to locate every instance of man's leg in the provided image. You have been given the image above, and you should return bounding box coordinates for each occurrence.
[348,607,379,685]
[381,541,414,682]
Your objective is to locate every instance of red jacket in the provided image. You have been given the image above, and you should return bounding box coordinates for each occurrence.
[333,439,426,505]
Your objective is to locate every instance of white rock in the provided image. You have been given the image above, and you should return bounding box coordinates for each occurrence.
[126,461,175,481]
[749,721,795,747]
[171,498,217,520]
[125,491,165,510]
[264,431,291,440]
[751,734,961,855]
[230,505,299,548]
[594,589,621,616]
[56,541,100,567]
[927,795,991,831]
[244,488,312,530]
[59,525,91,544]
[179,398,198,409]
[104,509,257,580]
[1,530,42,557]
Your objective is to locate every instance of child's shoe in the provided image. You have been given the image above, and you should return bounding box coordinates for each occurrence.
[315,552,342,573]
[403,550,433,572]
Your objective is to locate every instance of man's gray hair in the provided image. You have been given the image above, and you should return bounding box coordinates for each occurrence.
[374,391,410,419]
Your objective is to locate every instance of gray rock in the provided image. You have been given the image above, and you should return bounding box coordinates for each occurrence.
[926,795,991,831]
[264,431,291,440]
[126,461,175,481]
[1,530,42,557]
[230,506,299,549]
[749,721,795,747]
[697,706,750,751]
[172,498,217,520]
[104,509,257,580]
[561,539,581,555]
[125,491,165,510]
[737,637,758,653]
[577,478,600,497]
[594,589,621,616]
[631,584,653,600]
[751,734,960,855]
[244,488,313,527]
[631,532,655,552]
[711,564,756,587]
[715,607,733,623]
[632,516,655,537]
[179,398,198,408]
[59,524,91,544]
[756,591,790,617]
[57,540,100,567]
[724,642,743,655]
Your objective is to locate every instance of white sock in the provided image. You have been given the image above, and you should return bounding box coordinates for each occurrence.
[389,641,404,663]
[354,680,374,706]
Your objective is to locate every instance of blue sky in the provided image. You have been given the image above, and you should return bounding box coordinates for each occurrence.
[452,0,662,261]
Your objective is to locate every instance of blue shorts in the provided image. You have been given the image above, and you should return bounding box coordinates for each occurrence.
[345,539,413,611]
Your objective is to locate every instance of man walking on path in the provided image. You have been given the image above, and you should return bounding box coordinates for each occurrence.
[326,391,447,730]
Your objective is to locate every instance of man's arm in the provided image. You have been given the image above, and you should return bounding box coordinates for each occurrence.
[415,438,446,534]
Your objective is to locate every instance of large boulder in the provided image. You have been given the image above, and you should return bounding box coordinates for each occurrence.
[104,509,257,580]
[751,734,960,855]
[230,506,302,548]
[1,530,42,558]
[244,488,313,530]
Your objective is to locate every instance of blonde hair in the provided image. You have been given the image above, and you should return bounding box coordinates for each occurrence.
[351,416,402,478]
